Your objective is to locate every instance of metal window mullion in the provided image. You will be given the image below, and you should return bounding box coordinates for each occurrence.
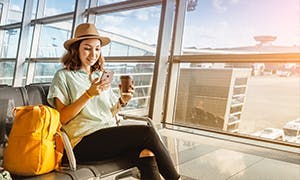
[164,0,187,124]
[12,0,34,86]
[35,0,45,19]
[28,25,41,59]
[173,53,300,63]
[0,22,21,30]
[26,60,36,84]
[27,56,155,63]
[86,0,97,23]
[72,0,87,32]
[0,1,8,25]
[0,3,6,57]
[88,0,161,15]
[0,1,8,57]
[32,12,74,25]
[148,0,175,123]
[26,25,41,84]
[0,58,15,62]
[26,0,45,84]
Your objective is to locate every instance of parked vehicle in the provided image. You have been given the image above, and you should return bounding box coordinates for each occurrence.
[283,118,300,143]
[251,63,265,76]
[252,128,283,140]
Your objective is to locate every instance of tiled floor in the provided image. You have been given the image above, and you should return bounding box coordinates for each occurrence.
[103,128,300,180]
[159,129,300,180]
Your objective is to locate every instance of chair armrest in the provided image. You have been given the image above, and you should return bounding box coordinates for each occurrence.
[118,114,154,127]
[61,129,77,171]
[118,114,163,141]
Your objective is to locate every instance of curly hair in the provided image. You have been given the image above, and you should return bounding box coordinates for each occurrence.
[61,40,105,72]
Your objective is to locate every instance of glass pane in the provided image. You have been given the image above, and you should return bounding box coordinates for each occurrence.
[95,5,160,56]
[0,61,27,85]
[0,28,20,58]
[0,61,15,85]
[174,62,300,144]
[33,62,63,83]
[37,21,72,57]
[44,0,76,17]
[5,0,24,23]
[182,0,300,54]
[106,62,154,114]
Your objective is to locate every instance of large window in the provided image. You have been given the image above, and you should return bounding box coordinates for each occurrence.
[173,0,300,144]
[0,0,299,147]
[95,5,160,56]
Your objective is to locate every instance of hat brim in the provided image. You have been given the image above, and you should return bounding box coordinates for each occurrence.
[64,35,111,50]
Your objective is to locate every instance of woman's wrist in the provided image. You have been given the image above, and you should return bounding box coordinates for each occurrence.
[85,90,94,99]
[119,97,127,107]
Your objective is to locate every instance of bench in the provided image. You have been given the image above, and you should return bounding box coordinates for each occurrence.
[0,83,143,179]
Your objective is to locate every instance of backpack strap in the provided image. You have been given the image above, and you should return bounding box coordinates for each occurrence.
[55,132,64,170]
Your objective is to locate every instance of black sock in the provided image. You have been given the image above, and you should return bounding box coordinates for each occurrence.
[138,156,161,180]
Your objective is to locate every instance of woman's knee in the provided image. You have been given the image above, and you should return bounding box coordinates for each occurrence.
[139,148,155,158]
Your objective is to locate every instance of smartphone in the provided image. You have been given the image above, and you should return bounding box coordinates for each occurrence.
[100,71,114,83]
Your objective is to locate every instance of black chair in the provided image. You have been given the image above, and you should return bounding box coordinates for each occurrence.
[25,82,51,106]
[0,84,9,88]
[19,83,160,179]
[0,87,29,137]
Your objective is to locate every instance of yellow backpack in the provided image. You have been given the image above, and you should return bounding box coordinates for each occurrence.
[3,105,63,176]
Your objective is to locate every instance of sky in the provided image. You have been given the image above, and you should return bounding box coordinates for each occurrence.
[183,0,300,48]
[8,0,300,49]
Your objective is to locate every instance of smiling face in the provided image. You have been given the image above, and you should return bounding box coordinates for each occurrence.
[79,38,102,73]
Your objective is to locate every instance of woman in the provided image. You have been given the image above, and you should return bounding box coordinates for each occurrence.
[47,23,180,180]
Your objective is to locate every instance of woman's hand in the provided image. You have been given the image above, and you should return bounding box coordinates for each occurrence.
[120,84,135,104]
[87,77,111,97]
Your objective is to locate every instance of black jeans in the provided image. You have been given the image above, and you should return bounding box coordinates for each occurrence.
[70,125,179,179]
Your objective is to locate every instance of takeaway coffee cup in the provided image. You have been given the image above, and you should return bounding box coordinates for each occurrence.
[120,75,134,95]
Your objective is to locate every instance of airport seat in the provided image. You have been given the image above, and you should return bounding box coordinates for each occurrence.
[25,82,51,106]
[0,86,29,138]
[0,86,29,107]
[0,84,9,88]
[1,83,155,179]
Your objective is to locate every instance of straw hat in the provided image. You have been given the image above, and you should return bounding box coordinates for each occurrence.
[64,23,111,50]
